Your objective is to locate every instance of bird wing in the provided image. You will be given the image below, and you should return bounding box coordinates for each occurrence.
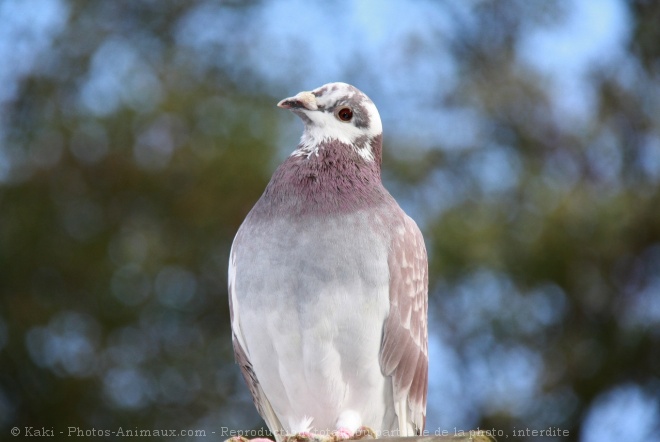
[229,245,285,440]
[379,214,428,435]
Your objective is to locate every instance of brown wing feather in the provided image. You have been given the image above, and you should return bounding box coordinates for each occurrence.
[229,289,262,413]
[380,215,428,434]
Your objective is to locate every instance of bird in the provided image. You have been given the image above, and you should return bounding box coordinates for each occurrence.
[228,82,428,441]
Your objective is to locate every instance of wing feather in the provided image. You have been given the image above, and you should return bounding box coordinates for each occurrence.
[379,215,428,435]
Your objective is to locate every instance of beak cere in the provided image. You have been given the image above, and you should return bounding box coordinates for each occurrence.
[277,91,318,111]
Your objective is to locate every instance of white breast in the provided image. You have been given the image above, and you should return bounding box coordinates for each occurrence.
[232,210,393,433]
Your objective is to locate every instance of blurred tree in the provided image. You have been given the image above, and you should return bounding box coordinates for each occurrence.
[0,1,658,442]
[0,0,278,435]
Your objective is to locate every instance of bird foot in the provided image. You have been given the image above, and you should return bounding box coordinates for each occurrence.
[331,428,353,441]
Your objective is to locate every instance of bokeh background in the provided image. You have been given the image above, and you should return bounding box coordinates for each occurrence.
[1,1,659,441]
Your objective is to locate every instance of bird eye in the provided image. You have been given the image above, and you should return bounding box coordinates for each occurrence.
[336,107,353,122]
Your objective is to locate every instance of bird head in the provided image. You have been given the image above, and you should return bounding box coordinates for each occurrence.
[278,82,382,162]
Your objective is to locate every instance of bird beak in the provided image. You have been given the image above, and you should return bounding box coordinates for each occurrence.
[277,91,318,111]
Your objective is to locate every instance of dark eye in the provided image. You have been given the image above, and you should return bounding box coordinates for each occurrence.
[336,107,353,122]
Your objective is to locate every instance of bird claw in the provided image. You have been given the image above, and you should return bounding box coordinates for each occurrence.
[332,428,353,440]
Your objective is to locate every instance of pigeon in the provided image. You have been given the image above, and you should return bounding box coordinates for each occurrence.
[228,82,428,441]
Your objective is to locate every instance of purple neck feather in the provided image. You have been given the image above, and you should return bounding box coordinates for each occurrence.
[255,135,392,217]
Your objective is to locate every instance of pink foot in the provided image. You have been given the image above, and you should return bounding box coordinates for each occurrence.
[332,428,353,441]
